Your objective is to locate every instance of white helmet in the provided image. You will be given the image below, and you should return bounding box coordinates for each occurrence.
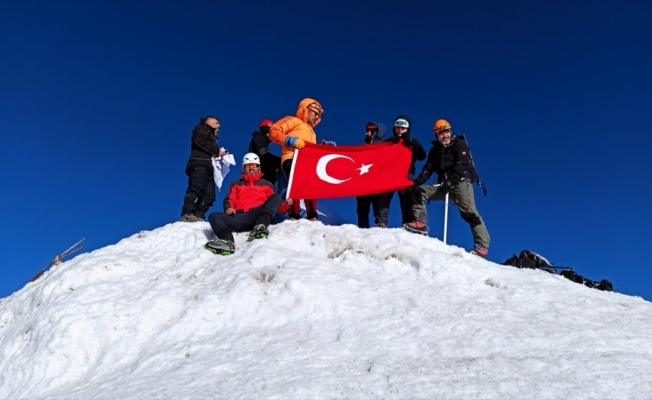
[242,153,260,166]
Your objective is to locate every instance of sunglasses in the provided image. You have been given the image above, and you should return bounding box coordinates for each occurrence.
[434,129,451,135]
[244,163,259,168]
[307,103,323,115]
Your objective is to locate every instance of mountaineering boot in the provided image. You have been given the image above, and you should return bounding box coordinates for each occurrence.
[374,222,387,228]
[248,224,269,241]
[204,239,235,255]
[469,244,488,259]
[180,214,203,222]
[403,221,428,235]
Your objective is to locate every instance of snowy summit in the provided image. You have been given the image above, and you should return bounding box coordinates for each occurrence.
[1,221,652,399]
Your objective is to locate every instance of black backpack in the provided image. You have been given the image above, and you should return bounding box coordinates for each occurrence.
[503,250,552,270]
[457,135,487,196]
[560,270,614,292]
[502,249,614,292]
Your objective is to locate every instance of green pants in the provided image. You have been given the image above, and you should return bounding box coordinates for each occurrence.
[413,180,490,248]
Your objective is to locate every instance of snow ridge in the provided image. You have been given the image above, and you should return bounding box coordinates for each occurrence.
[1,221,651,399]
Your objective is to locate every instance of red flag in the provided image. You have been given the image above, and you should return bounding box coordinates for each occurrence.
[287,142,413,199]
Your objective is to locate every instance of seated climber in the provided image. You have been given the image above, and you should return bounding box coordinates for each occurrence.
[204,153,282,255]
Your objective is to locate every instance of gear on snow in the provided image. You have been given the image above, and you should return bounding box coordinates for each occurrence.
[180,214,204,222]
[403,221,428,235]
[469,244,488,259]
[204,239,235,255]
[247,224,269,242]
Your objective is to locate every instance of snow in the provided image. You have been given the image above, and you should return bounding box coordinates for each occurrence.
[1,220,652,399]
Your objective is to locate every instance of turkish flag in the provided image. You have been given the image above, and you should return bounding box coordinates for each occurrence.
[287,142,413,199]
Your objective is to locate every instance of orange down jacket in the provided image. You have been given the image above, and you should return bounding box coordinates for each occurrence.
[269,98,323,170]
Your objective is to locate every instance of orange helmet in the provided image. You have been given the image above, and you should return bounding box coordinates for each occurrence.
[433,119,451,134]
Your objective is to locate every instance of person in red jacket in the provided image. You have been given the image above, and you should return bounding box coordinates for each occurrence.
[204,153,281,255]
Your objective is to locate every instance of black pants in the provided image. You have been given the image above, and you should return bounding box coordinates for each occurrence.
[207,194,282,242]
[181,165,215,219]
[356,194,381,228]
[377,188,415,226]
[282,159,318,220]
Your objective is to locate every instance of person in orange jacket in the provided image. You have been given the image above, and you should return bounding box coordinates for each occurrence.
[268,98,324,221]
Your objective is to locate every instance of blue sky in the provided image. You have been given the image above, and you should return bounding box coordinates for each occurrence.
[1,0,650,300]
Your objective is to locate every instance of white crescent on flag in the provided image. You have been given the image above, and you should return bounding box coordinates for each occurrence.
[316,154,354,184]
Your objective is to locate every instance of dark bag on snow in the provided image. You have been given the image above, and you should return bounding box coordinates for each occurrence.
[502,250,553,270]
[560,270,613,292]
[503,249,614,292]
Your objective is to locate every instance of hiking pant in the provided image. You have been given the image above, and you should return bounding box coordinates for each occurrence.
[181,165,215,219]
[377,188,416,226]
[282,159,318,220]
[207,194,282,242]
[412,180,490,248]
[356,194,381,228]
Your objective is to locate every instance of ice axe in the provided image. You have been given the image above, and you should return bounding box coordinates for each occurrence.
[29,237,85,283]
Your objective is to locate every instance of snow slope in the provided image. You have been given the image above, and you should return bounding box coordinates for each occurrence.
[1,221,651,399]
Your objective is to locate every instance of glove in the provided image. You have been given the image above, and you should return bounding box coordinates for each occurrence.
[285,136,306,149]
[388,136,400,144]
[402,137,413,147]
[321,139,337,146]
[277,202,289,214]
[410,180,420,188]
[439,180,454,194]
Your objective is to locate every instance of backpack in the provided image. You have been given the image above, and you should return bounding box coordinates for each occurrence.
[560,270,614,292]
[457,135,487,196]
[502,249,614,292]
[502,250,552,270]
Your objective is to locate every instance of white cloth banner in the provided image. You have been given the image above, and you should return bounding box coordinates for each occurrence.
[212,150,236,191]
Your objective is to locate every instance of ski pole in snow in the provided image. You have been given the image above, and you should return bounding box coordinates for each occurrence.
[443,192,449,244]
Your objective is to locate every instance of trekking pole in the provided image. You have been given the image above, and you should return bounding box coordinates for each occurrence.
[443,192,449,244]
[29,238,85,283]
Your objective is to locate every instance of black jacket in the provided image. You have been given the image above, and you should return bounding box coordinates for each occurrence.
[185,123,221,173]
[249,130,272,156]
[249,130,281,183]
[385,134,426,179]
[414,134,478,186]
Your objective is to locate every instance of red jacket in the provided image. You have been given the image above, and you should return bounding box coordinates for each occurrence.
[223,173,276,212]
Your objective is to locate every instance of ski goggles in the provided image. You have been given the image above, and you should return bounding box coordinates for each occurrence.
[393,119,409,128]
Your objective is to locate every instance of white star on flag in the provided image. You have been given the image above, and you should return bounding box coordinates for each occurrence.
[356,163,373,175]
